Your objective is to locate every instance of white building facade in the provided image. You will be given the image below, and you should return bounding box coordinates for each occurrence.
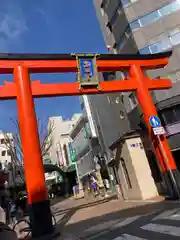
[0,131,13,170]
[48,114,82,170]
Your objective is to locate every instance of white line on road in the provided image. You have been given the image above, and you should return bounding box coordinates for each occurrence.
[86,216,141,240]
[152,208,180,220]
[113,216,141,228]
[113,234,147,240]
[141,223,180,236]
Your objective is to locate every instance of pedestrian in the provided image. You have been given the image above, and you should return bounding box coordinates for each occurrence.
[90,175,99,197]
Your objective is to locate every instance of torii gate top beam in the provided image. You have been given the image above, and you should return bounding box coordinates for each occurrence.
[0,51,172,74]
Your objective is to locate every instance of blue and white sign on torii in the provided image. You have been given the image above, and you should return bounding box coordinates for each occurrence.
[149,115,161,128]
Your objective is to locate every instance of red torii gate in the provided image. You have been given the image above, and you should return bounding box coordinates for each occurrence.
[0,51,179,238]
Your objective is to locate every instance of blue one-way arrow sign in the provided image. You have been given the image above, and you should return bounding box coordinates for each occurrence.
[149,116,161,128]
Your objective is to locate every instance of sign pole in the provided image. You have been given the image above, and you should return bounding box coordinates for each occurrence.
[130,64,180,199]
[156,135,180,198]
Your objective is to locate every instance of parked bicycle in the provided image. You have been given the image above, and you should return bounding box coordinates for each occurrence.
[12,214,56,240]
[0,214,56,240]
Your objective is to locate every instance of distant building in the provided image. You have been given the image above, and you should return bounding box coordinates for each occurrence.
[0,131,13,170]
[70,112,96,180]
[48,114,82,170]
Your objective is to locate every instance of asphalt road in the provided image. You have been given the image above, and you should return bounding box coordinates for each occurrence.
[57,201,180,240]
[80,208,180,239]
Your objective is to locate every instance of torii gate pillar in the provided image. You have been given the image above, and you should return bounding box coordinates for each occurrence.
[14,65,53,237]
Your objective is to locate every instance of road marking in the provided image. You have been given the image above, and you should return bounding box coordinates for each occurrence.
[113,216,141,228]
[113,234,147,239]
[85,219,121,233]
[141,223,180,236]
[169,213,180,220]
[152,208,180,220]
[86,216,141,240]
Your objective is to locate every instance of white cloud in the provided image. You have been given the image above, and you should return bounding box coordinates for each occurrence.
[0,2,28,50]
[36,8,50,26]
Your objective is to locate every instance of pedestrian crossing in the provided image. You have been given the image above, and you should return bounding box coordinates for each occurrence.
[111,208,180,240]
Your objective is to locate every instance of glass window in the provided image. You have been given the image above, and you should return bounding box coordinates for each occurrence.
[140,10,160,27]
[139,46,151,54]
[129,92,137,109]
[7,150,11,156]
[121,0,130,7]
[130,20,141,30]
[161,108,178,125]
[1,150,6,156]
[159,0,180,16]
[121,0,138,7]
[170,31,180,45]
[174,105,180,121]
[107,22,112,32]
[117,35,127,50]
[1,139,5,144]
[120,158,132,189]
[161,37,172,50]
[110,9,119,25]
[150,41,164,53]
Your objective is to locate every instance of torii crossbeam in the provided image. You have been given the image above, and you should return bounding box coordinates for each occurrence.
[0,51,179,238]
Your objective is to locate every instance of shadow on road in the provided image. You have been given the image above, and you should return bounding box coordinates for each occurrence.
[54,200,180,239]
[54,196,115,218]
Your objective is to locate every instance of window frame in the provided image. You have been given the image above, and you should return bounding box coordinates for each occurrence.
[1,150,6,156]
[120,157,132,189]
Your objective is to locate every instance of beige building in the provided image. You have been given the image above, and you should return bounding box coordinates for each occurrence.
[111,132,163,200]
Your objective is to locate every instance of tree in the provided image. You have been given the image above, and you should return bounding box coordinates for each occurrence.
[3,118,55,183]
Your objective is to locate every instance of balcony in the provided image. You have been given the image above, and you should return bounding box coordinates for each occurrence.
[72,127,90,159]
[76,150,96,178]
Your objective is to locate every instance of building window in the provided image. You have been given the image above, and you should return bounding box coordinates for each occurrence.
[121,0,138,7]
[130,0,180,32]
[140,11,160,27]
[7,150,11,156]
[159,0,180,16]
[169,27,180,45]
[1,139,5,144]
[120,157,132,189]
[63,144,69,166]
[129,92,137,109]
[160,105,180,125]
[140,34,172,54]
[130,19,141,30]
[139,46,151,54]
[120,94,124,104]
[110,8,119,26]
[107,22,112,33]
[1,150,6,156]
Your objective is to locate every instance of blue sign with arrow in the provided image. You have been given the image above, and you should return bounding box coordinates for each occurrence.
[149,116,161,128]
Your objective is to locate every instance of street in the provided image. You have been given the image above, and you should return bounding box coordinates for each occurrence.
[51,197,180,240]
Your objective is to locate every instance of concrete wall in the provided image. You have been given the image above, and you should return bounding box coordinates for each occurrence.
[125,137,158,200]
[116,137,158,200]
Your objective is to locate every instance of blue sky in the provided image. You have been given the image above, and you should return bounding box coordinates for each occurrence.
[0,0,107,132]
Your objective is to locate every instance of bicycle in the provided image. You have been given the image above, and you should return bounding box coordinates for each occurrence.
[12,214,56,240]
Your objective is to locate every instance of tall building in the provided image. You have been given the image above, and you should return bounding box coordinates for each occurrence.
[90,0,180,199]
[93,0,180,165]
